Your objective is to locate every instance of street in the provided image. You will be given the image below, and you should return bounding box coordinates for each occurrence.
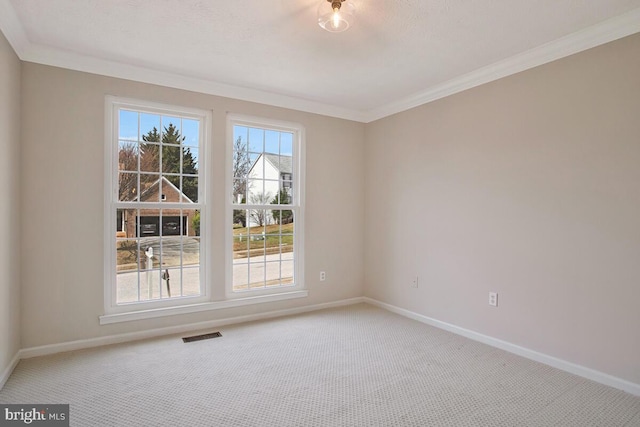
[116,252,294,303]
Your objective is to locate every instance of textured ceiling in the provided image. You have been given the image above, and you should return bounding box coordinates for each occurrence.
[3,0,640,120]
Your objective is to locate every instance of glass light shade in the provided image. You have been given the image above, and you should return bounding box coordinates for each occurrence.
[317,0,355,33]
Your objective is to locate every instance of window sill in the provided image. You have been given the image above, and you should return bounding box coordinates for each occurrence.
[99,290,309,325]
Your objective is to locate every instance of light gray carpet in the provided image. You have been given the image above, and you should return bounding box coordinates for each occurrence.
[1,304,639,426]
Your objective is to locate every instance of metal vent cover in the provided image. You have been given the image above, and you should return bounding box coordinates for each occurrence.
[182,331,222,343]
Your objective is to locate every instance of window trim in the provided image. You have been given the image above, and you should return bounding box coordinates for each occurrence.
[101,101,309,325]
[225,114,306,299]
[98,290,309,325]
[103,96,212,316]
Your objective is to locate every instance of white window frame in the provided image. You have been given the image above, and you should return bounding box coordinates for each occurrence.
[102,97,212,319]
[100,102,307,325]
[225,114,306,299]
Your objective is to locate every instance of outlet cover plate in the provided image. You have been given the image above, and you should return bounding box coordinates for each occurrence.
[489,292,498,307]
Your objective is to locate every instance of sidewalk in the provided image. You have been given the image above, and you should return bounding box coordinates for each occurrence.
[116,252,294,303]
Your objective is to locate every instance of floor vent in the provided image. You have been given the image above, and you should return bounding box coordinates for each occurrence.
[182,332,222,343]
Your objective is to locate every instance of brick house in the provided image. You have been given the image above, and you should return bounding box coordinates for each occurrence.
[117,177,197,238]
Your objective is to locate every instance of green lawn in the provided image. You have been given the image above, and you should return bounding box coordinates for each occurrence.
[232,223,294,255]
[116,223,294,268]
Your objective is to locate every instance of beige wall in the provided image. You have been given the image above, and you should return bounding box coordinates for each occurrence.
[0,30,21,375]
[365,33,640,384]
[12,26,640,387]
[20,63,365,348]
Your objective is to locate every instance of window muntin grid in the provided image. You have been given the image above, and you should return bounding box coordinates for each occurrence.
[110,103,205,307]
[230,121,300,293]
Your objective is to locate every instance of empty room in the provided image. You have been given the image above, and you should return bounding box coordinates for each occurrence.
[1,1,639,425]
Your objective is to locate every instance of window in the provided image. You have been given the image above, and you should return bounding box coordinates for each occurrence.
[103,101,306,324]
[227,115,305,297]
[104,97,210,315]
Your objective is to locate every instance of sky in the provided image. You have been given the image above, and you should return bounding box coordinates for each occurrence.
[233,125,293,157]
[118,110,294,157]
[119,110,200,146]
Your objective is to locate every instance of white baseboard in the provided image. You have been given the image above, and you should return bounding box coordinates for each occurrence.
[0,352,20,390]
[14,296,637,398]
[19,297,365,359]
[363,297,640,397]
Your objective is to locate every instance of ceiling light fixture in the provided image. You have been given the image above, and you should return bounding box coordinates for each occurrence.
[318,0,355,33]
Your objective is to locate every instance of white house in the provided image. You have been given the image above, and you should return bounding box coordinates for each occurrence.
[246,153,292,226]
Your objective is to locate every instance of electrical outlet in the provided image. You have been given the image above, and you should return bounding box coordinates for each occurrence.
[489,292,498,307]
[411,276,419,288]
[320,271,326,282]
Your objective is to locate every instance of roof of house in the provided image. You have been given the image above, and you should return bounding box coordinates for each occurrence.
[138,176,194,203]
[251,154,292,175]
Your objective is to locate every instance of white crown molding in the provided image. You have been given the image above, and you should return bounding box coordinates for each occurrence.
[0,0,29,55]
[1,0,639,123]
[364,297,640,397]
[18,43,369,123]
[364,7,640,122]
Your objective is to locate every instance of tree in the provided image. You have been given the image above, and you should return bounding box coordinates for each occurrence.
[192,210,200,236]
[233,198,246,227]
[248,193,272,227]
[118,142,138,201]
[233,210,246,228]
[232,136,252,201]
[141,124,199,202]
[271,189,293,224]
